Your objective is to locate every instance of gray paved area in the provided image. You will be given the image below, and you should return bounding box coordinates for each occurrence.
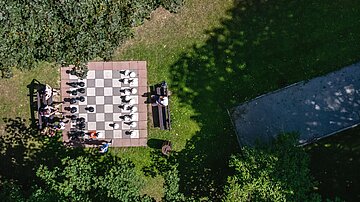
[231,62,360,146]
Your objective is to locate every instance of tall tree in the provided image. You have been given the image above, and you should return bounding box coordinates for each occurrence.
[224,134,321,202]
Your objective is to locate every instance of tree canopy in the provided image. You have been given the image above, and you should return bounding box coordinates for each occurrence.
[34,155,146,201]
[224,134,321,202]
[0,0,183,78]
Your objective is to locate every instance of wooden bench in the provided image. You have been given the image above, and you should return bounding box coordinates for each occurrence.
[36,84,55,129]
[152,82,171,130]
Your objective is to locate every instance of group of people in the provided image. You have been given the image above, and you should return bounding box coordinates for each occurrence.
[38,84,67,137]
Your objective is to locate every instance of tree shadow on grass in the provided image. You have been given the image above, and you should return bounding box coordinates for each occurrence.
[0,117,94,195]
[170,0,360,199]
[307,126,360,201]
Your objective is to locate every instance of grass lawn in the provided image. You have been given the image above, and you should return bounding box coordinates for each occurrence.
[115,0,360,200]
[0,0,360,201]
[0,63,59,126]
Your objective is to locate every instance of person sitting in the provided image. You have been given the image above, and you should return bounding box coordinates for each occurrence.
[89,131,98,139]
[40,105,60,124]
[156,96,168,106]
[99,143,110,153]
[44,84,53,101]
[53,121,66,130]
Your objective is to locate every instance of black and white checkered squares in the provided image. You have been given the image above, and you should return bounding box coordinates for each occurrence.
[68,69,141,139]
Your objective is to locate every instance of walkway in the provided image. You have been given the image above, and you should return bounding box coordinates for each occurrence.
[230,62,360,146]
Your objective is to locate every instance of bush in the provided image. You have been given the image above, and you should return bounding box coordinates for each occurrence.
[159,0,184,13]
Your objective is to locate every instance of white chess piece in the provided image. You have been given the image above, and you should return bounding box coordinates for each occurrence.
[131,88,137,94]
[129,122,137,128]
[130,106,138,113]
[129,78,138,85]
[129,71,136,78]
[112,123,120,129]
[124,90,131,95]
[121,70,130,76]
[124,95,131,101]
[123,78,129,84]
[122,104,131,111]
[129,99,136,105]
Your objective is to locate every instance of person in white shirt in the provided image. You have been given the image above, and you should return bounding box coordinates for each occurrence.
[156,96,168,106]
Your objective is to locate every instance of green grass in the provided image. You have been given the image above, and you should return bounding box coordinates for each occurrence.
[114,0,360,200]
[0,63,59,126]
[1,0,360,201]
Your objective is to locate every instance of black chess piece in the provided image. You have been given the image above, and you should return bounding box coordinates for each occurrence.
[66,69,77,75]
[124,121,133,125]
[70,115,77,120]
[78,88,85,94]
[71,90,78,96]
[77,122,85,129]
[70,107,77,113]
[85,106,94,112]
[78,96,85,102]
[125,131,133,135]
[78,82,85,87]
[70,98,76,104]
[77,117,85,123]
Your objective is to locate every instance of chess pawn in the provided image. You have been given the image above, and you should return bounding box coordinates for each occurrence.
[125,121,137,128]
[78,82,85,87]
[123,78,129,84]
[119,104,129,110]
[130,106,138,113]
[124,90,131,96]
[129,122,137,128]
[123,95,131,103]
[78,88,85,94]
[125,131,133,135]
[120,70,130,76]
[120,115,132,121]
[129,99,136,105]
[70,107,77,113]
[129,71,136,78]
[69,98,77,104]
[129,78,138,84]
[110,123,120,129]
[130,88,137,94]
[78,96,85,102]
[85,106,94,112]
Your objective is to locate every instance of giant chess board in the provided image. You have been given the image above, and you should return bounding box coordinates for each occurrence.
[61,62,148,147]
